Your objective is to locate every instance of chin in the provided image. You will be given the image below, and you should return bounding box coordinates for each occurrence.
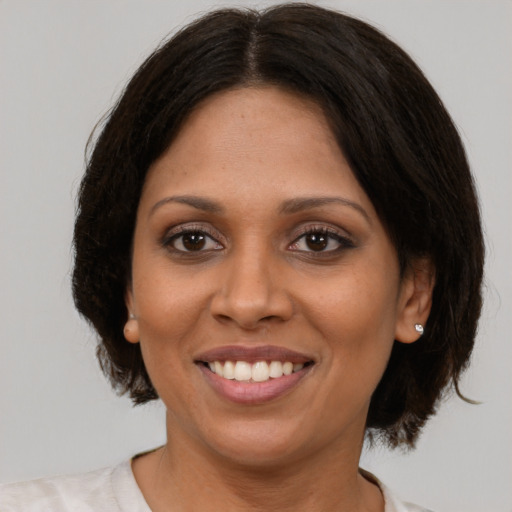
[199,419,313,468]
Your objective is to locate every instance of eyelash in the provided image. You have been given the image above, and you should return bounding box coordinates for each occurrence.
[288,226,355,254]
[161,225,223,254]
[161,224,354,256]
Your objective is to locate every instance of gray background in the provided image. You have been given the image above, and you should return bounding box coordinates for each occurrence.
[1,1,511,511]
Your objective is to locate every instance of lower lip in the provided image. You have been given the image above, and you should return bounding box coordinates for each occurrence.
[198,364,312,405]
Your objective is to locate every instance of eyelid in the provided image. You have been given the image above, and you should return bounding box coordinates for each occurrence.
[288,224,355,252]
[289,222,353,241]
[161,223,225,250]
[159,221,355,255]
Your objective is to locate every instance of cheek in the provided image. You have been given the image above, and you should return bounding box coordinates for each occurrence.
[304,260,401,380]
[134,274,209,406]
[132,264,211,365]
[309,267,400,341]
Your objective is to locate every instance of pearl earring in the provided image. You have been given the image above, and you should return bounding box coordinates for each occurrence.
[414,324,424,336]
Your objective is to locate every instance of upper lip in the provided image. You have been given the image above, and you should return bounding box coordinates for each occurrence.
[194,345,314,364]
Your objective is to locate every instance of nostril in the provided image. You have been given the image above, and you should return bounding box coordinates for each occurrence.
[209,269,294,328]
[213,313,234,325]
[212,308,282,330]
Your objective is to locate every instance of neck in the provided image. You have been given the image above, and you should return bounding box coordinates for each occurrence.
[133,421,383,512]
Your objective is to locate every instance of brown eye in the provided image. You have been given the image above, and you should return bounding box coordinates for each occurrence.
[182,232,206,251]
[305,232,328,251]
[166,230,223,253]
[289,228,354,254]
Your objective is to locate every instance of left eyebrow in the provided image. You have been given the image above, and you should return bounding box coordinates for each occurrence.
[279,196,371,225]
[148,195,225,218]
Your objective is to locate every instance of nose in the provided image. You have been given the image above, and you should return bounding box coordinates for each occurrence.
[210,248,294,330]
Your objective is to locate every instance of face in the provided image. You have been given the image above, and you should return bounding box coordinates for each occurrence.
[125,87,420,466]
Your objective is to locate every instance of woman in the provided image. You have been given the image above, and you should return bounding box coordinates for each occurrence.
[1,4,484,511]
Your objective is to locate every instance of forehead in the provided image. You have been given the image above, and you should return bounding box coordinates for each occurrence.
[166,86,335,168]
[140,86,374,218]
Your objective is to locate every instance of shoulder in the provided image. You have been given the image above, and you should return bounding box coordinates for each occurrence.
[361,469,434,512]
[381,482,435,512]
[0,460,150,512]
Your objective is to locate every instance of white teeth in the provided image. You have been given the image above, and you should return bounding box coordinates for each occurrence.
[283,362,293,375]
[251,361,269,382]
[234,361,252,381]
[223,360,235,379]
[214,361,224,378]
[207,360,307,382]
[269,361,283,378]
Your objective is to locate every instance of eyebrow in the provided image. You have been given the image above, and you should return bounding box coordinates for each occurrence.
[149,195,224,217]
[149,194,370,224]
[279,196,371,224]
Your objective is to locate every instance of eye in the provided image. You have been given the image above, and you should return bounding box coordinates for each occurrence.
[289,228,353,253]
[165,229,223,252]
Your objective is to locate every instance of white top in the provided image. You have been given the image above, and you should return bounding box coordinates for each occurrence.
[0,460,432,512]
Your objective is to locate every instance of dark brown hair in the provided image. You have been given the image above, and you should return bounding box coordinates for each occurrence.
[73,3,484,447]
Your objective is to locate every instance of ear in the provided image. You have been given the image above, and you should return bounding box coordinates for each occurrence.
[395,258,435,344]
[123,289,140,344]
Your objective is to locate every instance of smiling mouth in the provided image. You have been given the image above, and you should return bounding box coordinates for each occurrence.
[199,360,315,383]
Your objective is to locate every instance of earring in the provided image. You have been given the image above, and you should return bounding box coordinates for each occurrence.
[414,324,424,336]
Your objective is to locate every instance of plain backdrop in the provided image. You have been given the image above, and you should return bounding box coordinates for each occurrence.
[1,1,511,511]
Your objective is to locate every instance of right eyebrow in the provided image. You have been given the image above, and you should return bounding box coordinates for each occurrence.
[148,195,224,218]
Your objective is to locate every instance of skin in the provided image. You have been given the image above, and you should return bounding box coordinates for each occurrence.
[124,86,434,512]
